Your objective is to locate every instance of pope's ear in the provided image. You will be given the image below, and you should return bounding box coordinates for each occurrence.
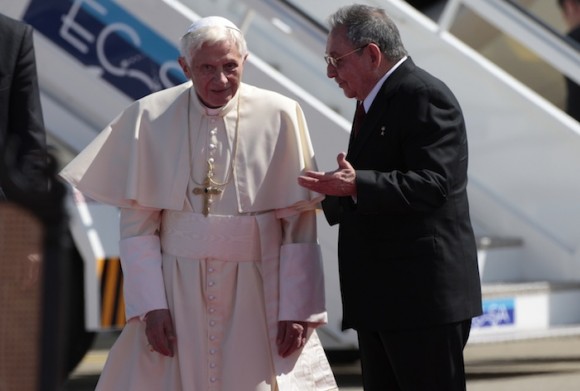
[178,57,191,79]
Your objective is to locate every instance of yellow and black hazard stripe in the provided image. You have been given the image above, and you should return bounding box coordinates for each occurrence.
[98,257,126,328]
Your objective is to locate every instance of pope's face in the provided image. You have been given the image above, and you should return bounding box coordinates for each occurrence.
[179,39,246,108]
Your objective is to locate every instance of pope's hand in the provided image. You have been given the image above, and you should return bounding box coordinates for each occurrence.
[276,320,308,358]
[145,309,176,357]
[298,152,356,196]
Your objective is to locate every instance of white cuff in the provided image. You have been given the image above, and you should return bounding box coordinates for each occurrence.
[278,243,327,325]
[119,235,168,320]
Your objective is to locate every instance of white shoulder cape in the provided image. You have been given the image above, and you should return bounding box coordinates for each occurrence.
[60,81,321,212]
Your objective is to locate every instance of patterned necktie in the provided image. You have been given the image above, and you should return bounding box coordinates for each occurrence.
[353,100,366,137]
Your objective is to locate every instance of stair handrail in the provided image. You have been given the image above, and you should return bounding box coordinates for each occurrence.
[439,0,580,86]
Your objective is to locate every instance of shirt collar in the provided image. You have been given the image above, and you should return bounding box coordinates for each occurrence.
[362,56,408,112]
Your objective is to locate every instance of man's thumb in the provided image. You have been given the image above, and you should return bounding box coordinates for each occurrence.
[337,152,349,168]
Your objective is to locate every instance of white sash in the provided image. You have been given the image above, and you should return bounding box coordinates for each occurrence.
[160,211,262,262]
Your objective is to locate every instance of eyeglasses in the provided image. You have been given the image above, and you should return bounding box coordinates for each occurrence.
[324,45,367,68]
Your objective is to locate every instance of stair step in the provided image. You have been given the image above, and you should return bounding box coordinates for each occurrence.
[469,325,580,344]
[482,281,580,298]
[470,281,580,344]
[476,236,523,250]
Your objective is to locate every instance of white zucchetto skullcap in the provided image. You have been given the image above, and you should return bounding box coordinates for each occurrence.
[185,16,241,34]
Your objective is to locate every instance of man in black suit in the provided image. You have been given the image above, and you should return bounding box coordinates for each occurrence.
[299,4,482,390]
[0,13,67,388]
[557,0,580,121]
[0,13,46,200]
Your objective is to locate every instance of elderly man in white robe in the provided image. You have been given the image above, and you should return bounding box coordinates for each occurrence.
[60,16,337,391]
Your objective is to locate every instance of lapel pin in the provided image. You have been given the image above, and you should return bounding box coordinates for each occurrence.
[380,126,386,136]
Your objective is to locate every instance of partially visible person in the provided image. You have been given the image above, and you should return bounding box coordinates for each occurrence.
[299,4,481,390]
[557,0,580,121]
[0,13,47,200]
[0,12,50,292]
[0,12,69,390]
[60,16,337,391]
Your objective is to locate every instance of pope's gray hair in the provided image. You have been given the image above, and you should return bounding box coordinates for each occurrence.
[179,25,248,63]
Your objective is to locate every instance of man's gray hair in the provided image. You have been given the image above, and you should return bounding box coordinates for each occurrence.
[328,4,408,62]
[179,19,248,63]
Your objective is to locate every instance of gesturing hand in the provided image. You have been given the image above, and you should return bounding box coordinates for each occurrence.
[298,152,356,196]
[276,320,308,358]
[145,309,176,357]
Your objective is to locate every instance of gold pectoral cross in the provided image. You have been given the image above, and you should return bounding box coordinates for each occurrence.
[192,172,222,217]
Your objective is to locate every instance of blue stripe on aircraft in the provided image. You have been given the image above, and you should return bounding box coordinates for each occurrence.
[23,0,186,100]
[80,0,179,69]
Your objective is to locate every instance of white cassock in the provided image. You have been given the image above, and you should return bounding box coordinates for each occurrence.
[60,81,338,391]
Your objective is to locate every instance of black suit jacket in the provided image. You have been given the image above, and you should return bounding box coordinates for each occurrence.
[323,58,482,331]
[0,13,46,200]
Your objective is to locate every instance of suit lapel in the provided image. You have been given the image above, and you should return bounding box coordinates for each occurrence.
[346,58,415,162]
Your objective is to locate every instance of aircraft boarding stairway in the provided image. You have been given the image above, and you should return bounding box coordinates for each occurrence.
[2,0,580,352]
